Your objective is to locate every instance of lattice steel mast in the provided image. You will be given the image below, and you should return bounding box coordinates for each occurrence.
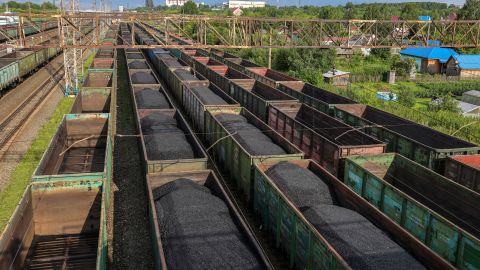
[61,0,82,95]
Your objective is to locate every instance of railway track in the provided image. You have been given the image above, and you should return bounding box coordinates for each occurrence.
[0,60,64,156]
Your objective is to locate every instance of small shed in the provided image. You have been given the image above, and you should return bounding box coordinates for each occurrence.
[462,90,480,105]
[446,55,480,79]
[457,101,480,116]
[400,47,457,74]
[323,70,350,87]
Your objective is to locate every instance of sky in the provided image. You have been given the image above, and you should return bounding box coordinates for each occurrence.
[9,0,467,10]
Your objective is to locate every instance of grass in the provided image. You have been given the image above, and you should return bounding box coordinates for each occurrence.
[0,96,74,231]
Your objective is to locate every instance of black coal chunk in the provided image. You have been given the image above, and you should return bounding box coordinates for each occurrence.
[190,86,228,105]
[135,88,171,109]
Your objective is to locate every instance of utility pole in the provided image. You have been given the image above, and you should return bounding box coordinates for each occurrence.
[61,0,82,95]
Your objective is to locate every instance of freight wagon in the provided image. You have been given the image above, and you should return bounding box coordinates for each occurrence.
[278,81,356,115]
[137,109,208,174]
[182,81,239,137]
[71,88,112,113]
[334,104,480,172]
[206,66,254,92]
[204,107,304,201]
[253,160,454,270]
[243,67,301,89]
[166,67,209,103]
[146,170,272,270]
[268,103,386,176]
[0,180,107,270]
[32,113,112,182]
[190,56,225,79]
[228,80,298,122]
[344,153,480,268]
[444,155,480,193]
[179,49,209,67]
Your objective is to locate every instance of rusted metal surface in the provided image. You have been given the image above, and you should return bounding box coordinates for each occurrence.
[0,180,103,270]
[71,88,111,113]
[268,103,386,176]
[8,13,480,49]
[33,113,108,180]
[445,155,480,193]
[83,71,113,87]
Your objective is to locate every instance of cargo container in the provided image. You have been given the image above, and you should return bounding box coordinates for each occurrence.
[244,67,300,89]
[0,50,36,77]
[179,49,208,67]
[33,113,111,182]
[131,85,174,111]
[209,49,240,64]
[128,69,159,86]
[182,82,239,136]
[167,68,209,103]
[253,160,454,270]
[127,60,151,71]
[344,153,480,268]
[334,104,480,172]
[229,80,298,122]
[95,49,115,58]
[146,170,272,270]
[278,81,356,115]
[138,109,208,173]
[71,88,111,113]
[90,58,115,71]
[0,180,107,270]
[445,155,480,193]
[0,59,19,90]
[208,66,253,92]
[224,58,262,74]
[268,103,386,176]
[191,56,225,77]
[83,71,114,91]
[205,107,303,201]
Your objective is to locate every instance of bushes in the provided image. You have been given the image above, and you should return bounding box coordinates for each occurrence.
[418,80,480,97]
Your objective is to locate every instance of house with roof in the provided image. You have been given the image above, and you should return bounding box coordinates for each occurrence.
[446,55,480,79]
[400,47,458,74]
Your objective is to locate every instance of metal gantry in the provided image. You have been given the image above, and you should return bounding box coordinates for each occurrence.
[2,13,480,49]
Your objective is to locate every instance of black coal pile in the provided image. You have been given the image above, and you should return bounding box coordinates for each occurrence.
[302,205,425,270]
[126,48,141,53]
[216,113,286,156]
[142,112,195,160]
[126,53,144,59]
[128,61,149,69]
[155,179,264,270]
[190,86,228,105]
[131,72,157,84]
[175,69,199,81]
[265,161,333,208]
[135,89,171,109]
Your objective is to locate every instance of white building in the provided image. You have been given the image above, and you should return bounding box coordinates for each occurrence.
[166,0,188,7]
[228,0,266,8]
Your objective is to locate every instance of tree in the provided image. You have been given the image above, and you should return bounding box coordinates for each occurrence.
[401,3,418,20]
[391,57,415,76]
[370,48,391,59]
[181,1,198,15]
[459,0,480,19]
[344,2,357,19]
[318,6,344,20]
[363,5,382,20]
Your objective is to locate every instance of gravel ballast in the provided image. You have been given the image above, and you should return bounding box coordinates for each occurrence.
[131,72,157,84]
[190,86,228,105]
[135,89,171,109]
[302,205,425,270]
[265,161,333,208]
[216,113,286,156]
[155,179,264,270]
[142,112,196,160]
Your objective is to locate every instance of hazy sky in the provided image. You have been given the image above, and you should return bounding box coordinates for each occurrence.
[11,0,466,10]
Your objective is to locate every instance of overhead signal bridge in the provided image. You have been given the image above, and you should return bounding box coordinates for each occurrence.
[3,12,480,49]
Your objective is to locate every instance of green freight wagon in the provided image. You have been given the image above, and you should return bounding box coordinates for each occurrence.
[32,113,111,182]
[138,109,208,174]
[334,104,480,172]
[268,103,386,176]
[445,155,480,193]
[244,67,300,89]
[254,160,455,270]
[182,82,239,137]
[228,80,298,122]
[168,68,209,104]
[0,180,108,270]
[204,107,304,201]
[344,153,480,269]
[206,66,253,93]
[191,56,225,80]
[0,50,36,77]
[146,170,273,270]
[223,57,262,74]
[278,81,356,115]
[71,88,112,113]
[0,59,19,90]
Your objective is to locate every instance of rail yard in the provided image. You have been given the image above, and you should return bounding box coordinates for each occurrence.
[0,6,479,270]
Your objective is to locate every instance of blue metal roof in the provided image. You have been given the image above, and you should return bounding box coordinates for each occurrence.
[400,47,458,63]
[452,54,480,70]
